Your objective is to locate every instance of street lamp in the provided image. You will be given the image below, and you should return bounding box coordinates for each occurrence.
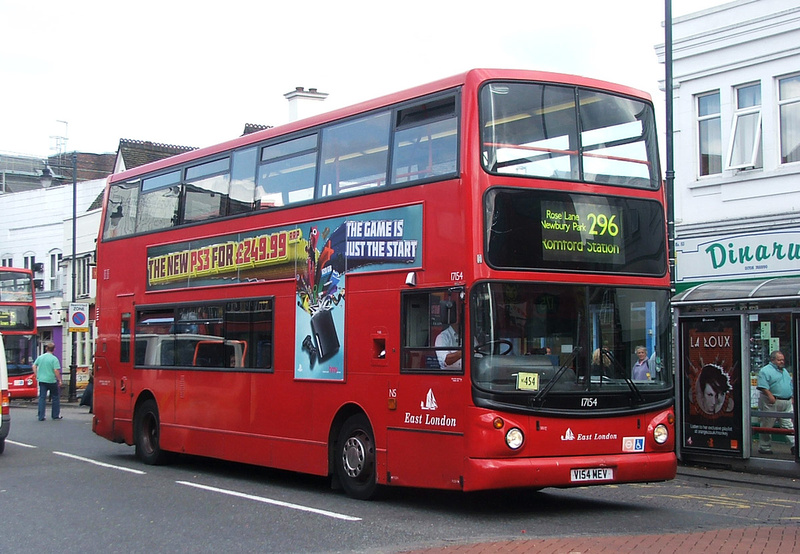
[40,164,53,188]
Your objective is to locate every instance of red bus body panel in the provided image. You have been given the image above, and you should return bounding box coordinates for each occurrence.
[7,370,36,399]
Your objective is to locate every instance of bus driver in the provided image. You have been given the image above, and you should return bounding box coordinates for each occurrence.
[435,300,462,369]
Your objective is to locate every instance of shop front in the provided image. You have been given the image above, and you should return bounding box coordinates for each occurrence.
[673,277,799,476]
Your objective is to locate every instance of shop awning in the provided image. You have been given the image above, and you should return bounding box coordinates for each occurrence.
[672,276,800,305]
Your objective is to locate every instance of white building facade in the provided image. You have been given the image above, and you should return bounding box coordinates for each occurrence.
[0,178,105,389]
[658,0,800,473]
[663,0,800,286]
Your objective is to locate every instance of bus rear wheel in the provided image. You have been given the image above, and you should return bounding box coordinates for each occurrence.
[335,414,377,500]
[134,398,168,465]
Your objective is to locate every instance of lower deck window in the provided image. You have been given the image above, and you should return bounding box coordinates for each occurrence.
[401,289,464,373]
[133,298,273,370]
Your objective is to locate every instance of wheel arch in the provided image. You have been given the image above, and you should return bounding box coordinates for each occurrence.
[327,403,372,476]
[134,389,157,416]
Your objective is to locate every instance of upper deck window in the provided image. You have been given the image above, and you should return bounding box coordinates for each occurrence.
[392,97,458,184]
[183,158,231,223]
[0,271,33,302]
[103,180,140,239]
[229,147,258,215]
[480,82,659,189]
[318,112,391,198]
[138,171,182,234]
[257,134,318,208]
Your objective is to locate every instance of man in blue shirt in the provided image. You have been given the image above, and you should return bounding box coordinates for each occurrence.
[756,350,795,455]
[33,342,62,421]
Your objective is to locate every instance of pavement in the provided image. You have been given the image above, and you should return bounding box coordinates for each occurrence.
[401,526,800,553]
[399,464,800,554]
[13,399,800,553]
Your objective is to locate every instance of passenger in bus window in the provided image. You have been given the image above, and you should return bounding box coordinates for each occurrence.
[631,346,652,380]
[435,300,462,369]
[591,348,612,376]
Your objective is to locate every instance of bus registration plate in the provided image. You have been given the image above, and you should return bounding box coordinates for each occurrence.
[570,468,614,482]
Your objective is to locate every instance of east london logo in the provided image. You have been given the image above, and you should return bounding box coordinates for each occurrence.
[403,389,457,427]
[561,428,619,441]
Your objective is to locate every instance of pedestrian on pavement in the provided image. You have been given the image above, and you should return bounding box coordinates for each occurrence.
[756,350,795,455]
[33,342,62,421]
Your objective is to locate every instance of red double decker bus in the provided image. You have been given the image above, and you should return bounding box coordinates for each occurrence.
[93,69,675,499]
[0,267,38,399]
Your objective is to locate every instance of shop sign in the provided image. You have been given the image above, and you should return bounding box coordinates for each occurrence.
[676,229,800,285]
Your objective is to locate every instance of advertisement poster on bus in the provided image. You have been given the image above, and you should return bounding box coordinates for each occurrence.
[680,316,743,456]
[294,206,422,380]
[145,205,422,380]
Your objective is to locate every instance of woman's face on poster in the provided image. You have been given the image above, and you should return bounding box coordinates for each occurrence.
[701,383,725,414]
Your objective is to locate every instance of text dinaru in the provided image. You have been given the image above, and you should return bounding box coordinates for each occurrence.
[705,240,800,269]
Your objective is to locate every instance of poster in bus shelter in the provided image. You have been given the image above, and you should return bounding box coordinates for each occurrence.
[680,316,743,456]
[145,205,422,380]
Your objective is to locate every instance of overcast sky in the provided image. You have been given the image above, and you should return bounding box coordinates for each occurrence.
[0,0,728,158]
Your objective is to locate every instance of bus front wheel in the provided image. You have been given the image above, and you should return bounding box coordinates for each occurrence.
[335,414,377,500]
[134,398,168,465]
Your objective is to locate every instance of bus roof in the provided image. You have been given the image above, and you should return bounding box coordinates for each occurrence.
[108,68,653,185]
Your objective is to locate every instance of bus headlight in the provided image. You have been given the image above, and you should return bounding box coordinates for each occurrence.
[653,423,669,445]
[506,427,524,450]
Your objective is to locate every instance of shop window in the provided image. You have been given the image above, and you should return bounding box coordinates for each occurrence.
[748,314,796,457]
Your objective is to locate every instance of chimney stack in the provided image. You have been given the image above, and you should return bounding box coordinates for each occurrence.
[284,86,329,122]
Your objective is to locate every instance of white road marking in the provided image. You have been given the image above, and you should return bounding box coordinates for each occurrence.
[54,451,147,474]
[5,439,37,448]
[176,480,362,521]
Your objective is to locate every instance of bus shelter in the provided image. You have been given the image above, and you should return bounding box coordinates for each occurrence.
[673,277,799,477]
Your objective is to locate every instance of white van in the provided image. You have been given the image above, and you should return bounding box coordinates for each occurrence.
[134,333,245,368]
[1,333,10,454]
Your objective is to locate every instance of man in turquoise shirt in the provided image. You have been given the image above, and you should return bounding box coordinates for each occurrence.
[757,350,795,455]
[33,342,62,421]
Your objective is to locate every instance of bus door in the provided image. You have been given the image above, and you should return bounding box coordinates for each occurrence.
[116,309,134,426]
[96,306,134,441]
[390,288,466,490]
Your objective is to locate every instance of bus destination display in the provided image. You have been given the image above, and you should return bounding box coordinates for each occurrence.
[541,200,624,265]
[0,306,33,330]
